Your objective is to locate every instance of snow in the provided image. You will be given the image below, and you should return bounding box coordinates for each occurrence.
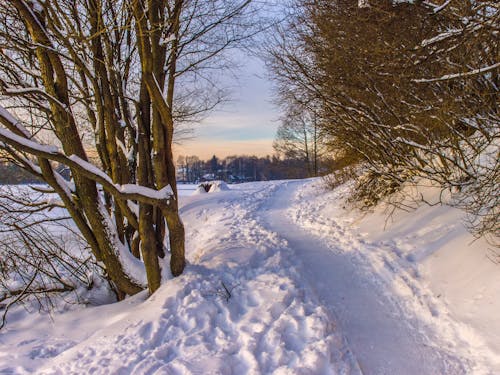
[289,179,500,373]
[177,184,199,196]
[118,183,174,201]
[413,62,500,83]
[0,106,31,138]
[159,33,176,46]
[421,28,463,46]
[97,199,147,288]
[190,181,230,195]
[431,0,452,13]
[67,155,174,201]
[67,155,113,184]
[208,180,230,193]
[358,0,370,8]
[0,126,59,154]
[30,1,44,13]
[4,87,67,111]
[192,185,208,195]
[0,178,498,374]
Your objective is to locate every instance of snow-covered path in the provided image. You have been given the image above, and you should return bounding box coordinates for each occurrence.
[2,179,497,374]
[261,181,467,374]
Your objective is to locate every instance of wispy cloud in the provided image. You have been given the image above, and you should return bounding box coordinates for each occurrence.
[180,54,279,156]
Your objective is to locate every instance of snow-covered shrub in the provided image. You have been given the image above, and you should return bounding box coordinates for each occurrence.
[0,187,113,329]
[344,128,499,245]
[269,0,499,244]
[349,169,407,209]
[195,181,230,194]
[323,158,360,190]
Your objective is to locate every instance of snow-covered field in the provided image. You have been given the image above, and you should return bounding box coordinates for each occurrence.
[0,179,498,374]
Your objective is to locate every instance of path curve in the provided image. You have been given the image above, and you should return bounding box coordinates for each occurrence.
[261,181,467,375]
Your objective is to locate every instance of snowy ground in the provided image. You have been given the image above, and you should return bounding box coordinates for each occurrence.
[0,179,498,374]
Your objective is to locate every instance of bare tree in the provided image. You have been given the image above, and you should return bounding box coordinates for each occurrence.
[0,0,259,296]
[409,0,499,241]
[267,0,499,241]
[273,107,324,177]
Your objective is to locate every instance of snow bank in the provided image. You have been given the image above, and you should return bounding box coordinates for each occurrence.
[288,179,500,373]
[192,185,207,195]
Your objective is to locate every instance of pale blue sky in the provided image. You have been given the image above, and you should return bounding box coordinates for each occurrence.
[174,55,279,160]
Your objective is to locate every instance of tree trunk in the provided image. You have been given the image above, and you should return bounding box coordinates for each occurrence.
[12,0,143,296]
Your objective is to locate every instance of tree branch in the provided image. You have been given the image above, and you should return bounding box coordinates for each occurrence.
[0,112,174,209]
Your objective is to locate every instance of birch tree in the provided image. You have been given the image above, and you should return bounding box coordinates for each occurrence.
[0,0,257,296]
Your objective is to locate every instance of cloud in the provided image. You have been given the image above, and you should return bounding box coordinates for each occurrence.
[175,54,279,159]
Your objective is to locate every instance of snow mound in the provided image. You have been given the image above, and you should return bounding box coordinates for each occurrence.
[192,181,230,195]
[209,180,230,193]
[192,185,207,195]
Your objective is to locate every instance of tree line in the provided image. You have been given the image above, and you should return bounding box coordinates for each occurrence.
[176,153,330,183]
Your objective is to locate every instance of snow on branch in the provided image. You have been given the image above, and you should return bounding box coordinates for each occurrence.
[422,0,452,13]
[420,28,463,47]
[0,111,174,208]
[0,106,32,138]
[421,16,495,48]
[413,62,500,83]
[432,0,452,13]
[3,86,69,112]
[0,125,59,154]
[358,0,370,8]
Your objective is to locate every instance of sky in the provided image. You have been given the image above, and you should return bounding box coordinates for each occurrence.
[173,56,279,161]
